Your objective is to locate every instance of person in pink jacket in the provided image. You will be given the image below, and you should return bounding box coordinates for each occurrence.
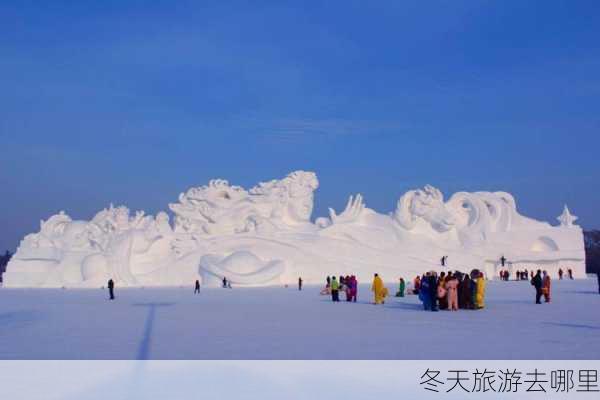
[445,273,459,311]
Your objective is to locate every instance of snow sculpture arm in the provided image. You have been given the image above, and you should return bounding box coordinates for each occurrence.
[328,194,365,224]
[394,191,417,230]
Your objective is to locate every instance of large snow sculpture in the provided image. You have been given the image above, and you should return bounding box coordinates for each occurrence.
[3,171,586,287]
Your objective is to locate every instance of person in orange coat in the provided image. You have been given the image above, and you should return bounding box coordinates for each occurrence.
[444,273,459,311]
[542,270,551,303]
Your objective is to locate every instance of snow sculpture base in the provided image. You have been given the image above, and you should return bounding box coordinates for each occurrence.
[199,251,285,287]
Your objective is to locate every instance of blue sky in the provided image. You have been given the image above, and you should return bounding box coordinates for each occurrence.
[1,1,599,251]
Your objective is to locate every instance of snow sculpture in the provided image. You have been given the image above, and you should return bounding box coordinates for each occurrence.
[557,205,578,227]
[4,171,586,287]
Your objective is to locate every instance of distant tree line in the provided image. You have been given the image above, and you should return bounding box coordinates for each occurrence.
[0,250,12,282]
[584,230,600,274]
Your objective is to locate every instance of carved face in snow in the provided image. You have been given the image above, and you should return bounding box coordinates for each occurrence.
[286,192,314,222]
[394,185,455,233]
[251,171,319,224]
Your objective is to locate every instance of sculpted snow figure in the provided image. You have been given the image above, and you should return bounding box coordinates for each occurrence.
[169,171,319,235]
[4,171,586,287]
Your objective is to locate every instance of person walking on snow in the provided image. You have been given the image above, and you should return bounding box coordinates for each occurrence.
[531,270,543,304]
[194,280,200,294]
[107,279,115,300]
[558,268,564,280]
[298,277,303,291]
[542,271,551,303]
[372,273,387,304]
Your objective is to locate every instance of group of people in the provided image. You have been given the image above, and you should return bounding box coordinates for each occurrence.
[409,270,486,311]
[322,275,358,302]
[498,268,574,281]
[558,268,574,280]
[321,274,390,304]
[530,270,552,304]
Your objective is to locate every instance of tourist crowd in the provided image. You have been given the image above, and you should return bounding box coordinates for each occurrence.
[408,270,487,311]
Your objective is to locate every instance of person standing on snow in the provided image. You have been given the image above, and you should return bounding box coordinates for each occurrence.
[372,273,387,305]
[396,278,405,297]
[475,272,486,309]
[194,280,200,294]
[558,268,564,280]
[298,277,303,291]
[419,273,430,310]
[412,276,421,295]
[350,275,358,302]
[343,275,350,301]
[107,279,115,300]
[445,273,459,311]
[437,272,448,310]
[459,274,472,309]
[330,276,339,302]
[427,272,439,311]
[470,273,478,309]
[542,271,551,303]
[531,270,543,304]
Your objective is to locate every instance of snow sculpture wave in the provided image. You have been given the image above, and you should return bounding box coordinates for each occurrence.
[3,171,586,287]
[199,251,285,287]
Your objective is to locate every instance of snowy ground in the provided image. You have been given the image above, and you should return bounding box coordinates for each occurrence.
[0,279,599,359]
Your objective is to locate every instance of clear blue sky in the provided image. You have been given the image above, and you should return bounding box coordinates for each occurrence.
[1,1,599,251]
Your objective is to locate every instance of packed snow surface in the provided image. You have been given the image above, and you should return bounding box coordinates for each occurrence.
[1,279,598,359]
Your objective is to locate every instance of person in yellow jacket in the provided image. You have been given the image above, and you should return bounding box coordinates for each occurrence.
[475,272,486,309]
[372,273,388,304]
